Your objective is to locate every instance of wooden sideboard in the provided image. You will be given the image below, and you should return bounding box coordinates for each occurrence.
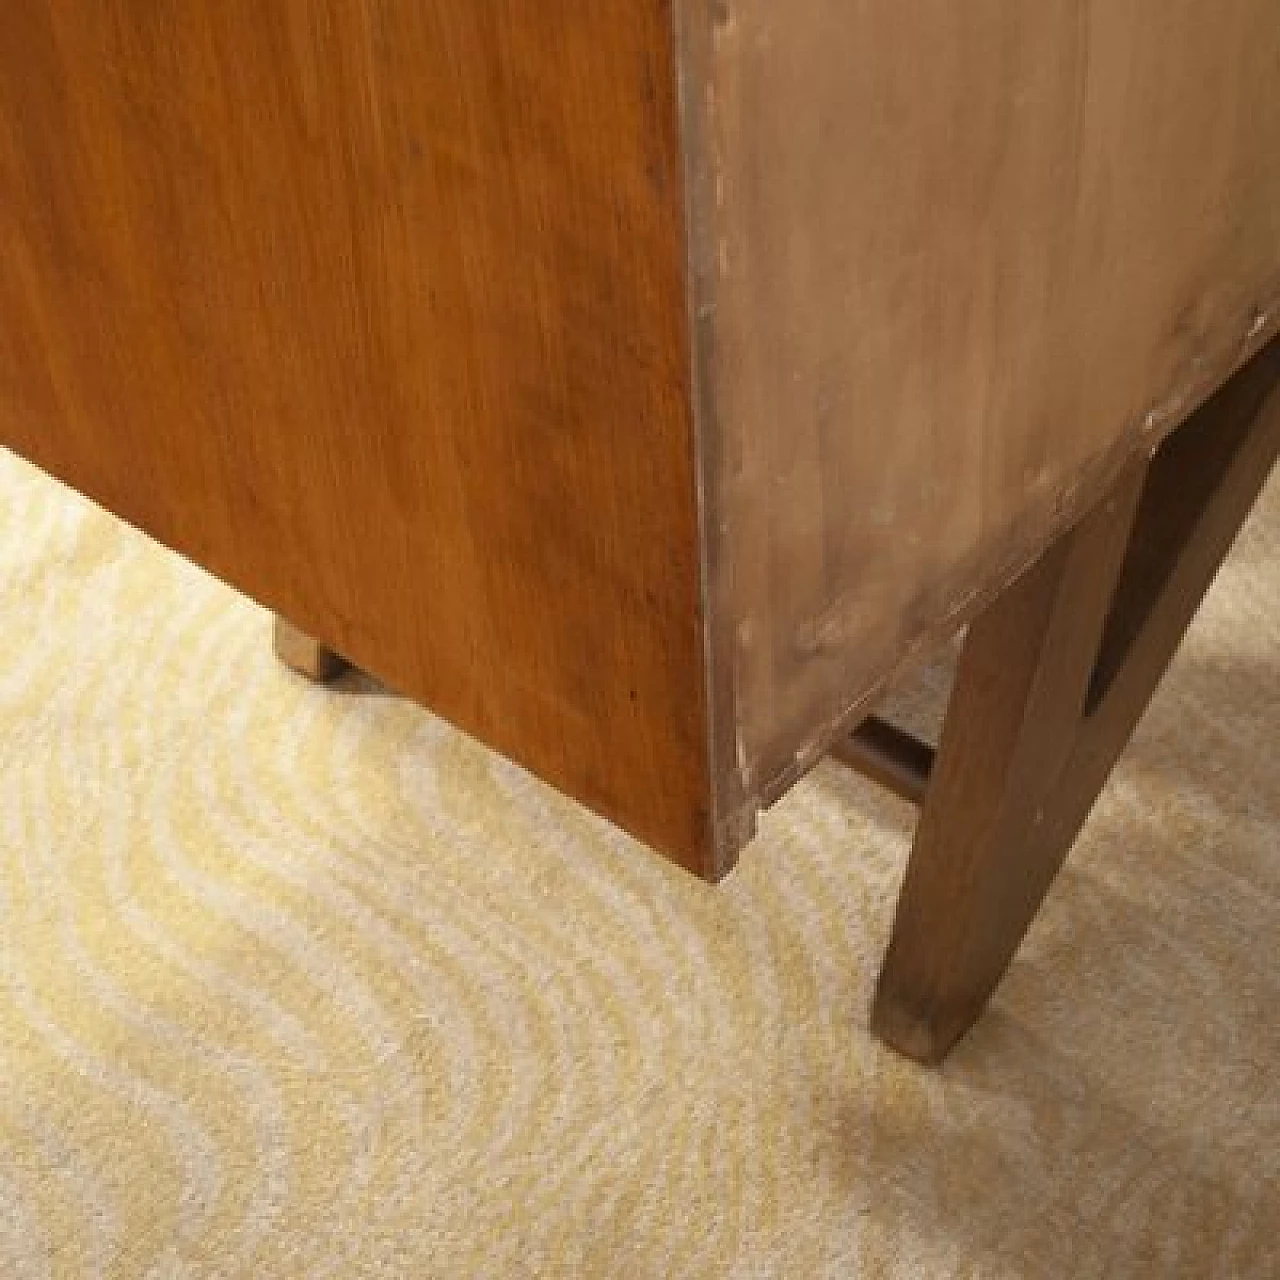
[3,2,1278,1061]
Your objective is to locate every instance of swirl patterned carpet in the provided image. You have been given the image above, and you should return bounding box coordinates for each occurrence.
[0,445,1277,1279]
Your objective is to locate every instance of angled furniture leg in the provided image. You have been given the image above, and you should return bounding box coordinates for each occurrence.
[855,339,1280,1064]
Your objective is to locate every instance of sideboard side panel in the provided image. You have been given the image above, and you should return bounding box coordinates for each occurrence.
[0,2,715,870]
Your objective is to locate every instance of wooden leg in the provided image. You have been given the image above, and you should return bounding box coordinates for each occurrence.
[872,340,1280,1065]
[273,616,349,683]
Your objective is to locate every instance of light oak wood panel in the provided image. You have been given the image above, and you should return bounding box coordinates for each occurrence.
[684,0,1280,845]
[0,2,715,871]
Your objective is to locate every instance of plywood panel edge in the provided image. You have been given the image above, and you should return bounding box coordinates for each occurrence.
[672,0,757,878]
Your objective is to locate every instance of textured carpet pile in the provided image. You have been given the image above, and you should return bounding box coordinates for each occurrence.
[0,447,1277,1278]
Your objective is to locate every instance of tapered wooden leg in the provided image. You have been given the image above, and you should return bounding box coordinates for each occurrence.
[872,340,1280,1064]
[273,616,349,683]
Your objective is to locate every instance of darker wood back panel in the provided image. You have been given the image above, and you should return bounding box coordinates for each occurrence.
[0,2,714,871]
[687,0,1280,841]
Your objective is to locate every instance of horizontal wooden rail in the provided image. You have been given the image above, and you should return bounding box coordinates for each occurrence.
[830,717,935,806]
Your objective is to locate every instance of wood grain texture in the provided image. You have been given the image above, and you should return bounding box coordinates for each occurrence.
[0,2,715,871]
[872,459,1150,1063]
[684,0,1280,847]
[4,1,1280,881]
[873,339,1280,1063]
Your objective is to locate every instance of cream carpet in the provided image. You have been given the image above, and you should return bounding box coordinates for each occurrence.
[0,446,1277,1279]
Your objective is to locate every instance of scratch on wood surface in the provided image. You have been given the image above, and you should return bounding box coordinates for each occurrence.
[1144,300,1280,441]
